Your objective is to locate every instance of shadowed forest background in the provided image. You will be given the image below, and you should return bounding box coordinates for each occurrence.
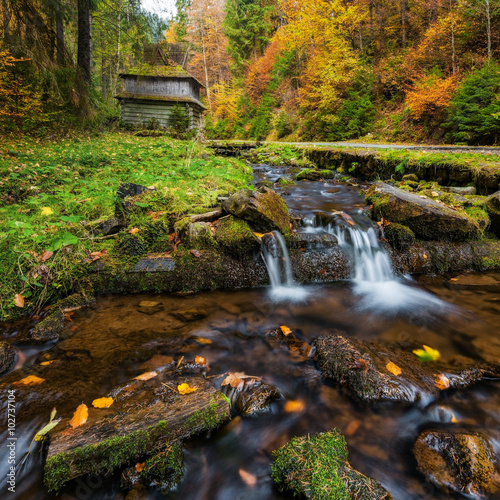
[1,0,500,144]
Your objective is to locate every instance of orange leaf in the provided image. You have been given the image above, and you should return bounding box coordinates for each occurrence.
[284,400,305,413]
[63,311,74,322]
[222,372,245,389]
[13,375,45,386]
[40,250,54,262]
[177,383,198,395]
[386,362,402,376]
[279,325,292,336]
[344,419,361,436]
[135,462,145,473]
[239,469,257,487]
[194,356,207,366]
[14,294,24,308]
[190,249,201,258]
[69,404,88,429]
[92,397,114,409]
[435,373,450,390]
[134,371,158,381]
[129,227,139,234]
[40,360,57,366]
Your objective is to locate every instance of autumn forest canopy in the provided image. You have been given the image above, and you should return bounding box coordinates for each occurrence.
[1,0,500,144]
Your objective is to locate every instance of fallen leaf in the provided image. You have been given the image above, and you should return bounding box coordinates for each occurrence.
[34,418,61,441]
[344,419,361,436]
[413,345,441,362]
[69,404,88,429]
[135,462,145,473]
[89,249,107,262]
[194,356,207,366]
[92,397,114,408]
[40,250,53,262]
[279,325,292,336]
[239,469,257,488]
[139,300,159,308]
[40,360,57,366]
[222,372,246,390]
[435,373,450,390]
[63,311,74,322]
[386,361,402,376]
[177,383,198,395]
[423,254,428,259]
[41,207,53,216]
[284,400,305,413]
[190,249,201,258]
[14,294,24,308]
[450,278,458,281]
[192,336,212,345]
[451,415,458,423]
[14,375,45,386]
[134,371,158,381]
[253,232,264,238]
[129,227,140,234]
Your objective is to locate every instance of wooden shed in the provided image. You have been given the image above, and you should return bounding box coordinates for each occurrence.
[115,45,206,129]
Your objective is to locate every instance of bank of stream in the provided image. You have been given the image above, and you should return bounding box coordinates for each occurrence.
[1,162,500,499]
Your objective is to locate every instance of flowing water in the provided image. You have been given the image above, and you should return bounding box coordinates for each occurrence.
[1,164,500,500]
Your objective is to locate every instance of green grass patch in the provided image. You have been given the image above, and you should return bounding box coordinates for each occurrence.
[0,132,252,320]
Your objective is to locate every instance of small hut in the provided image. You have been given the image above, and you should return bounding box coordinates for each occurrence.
[115,44,206,129]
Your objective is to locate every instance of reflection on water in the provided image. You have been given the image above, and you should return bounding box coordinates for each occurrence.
[1,276,500,500]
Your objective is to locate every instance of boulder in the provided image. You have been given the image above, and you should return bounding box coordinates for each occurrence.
[0,341,15,375]
[272,430,391,499]
[215,216,260,257]
[95,217,124,236]
[414,431,497,498]
[485,190,500,237]
[384,223,416,250]
[116,183,153,199]
[174,218,215,249]
[366,182,481,241]
[442,185,477,196]
[44,372,230,491]
[314,335,500,404]
[222,187,291,234]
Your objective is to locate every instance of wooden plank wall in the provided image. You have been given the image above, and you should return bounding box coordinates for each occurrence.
[121,101,203,129]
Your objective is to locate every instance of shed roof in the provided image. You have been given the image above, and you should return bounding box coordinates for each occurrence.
[114,91,207,110]
[119,63,205,88]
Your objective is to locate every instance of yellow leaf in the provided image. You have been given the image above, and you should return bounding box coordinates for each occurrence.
[386,362,402,376]
[134,371,158,381]
[451,415,458,423]
[413,345,441,362]
[69,404,88,429]
[177,383,198,395]
[129,227,139,234]
[239,468,257,487]
[435,373,450,390]
[41,207,53,216]
[279,325,292,336]
[92,397,114,409]
[40,360,57,366]
[14,375,45,386]
[284,400,305,413]
[423,254,428,259]
[14,293,24,308]
[253,232,264,238]
[192,337,212,345]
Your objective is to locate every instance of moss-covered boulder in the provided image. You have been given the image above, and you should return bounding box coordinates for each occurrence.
[384,223,416,250]
[43,372,230,492]
[366,182,481,241]
[142,444,184,493]
[314,335,500,404]
[0,341,15,375]
[485,190,500,237]
[272,430,391,499]
[414,431,497,498]
[296,168,334,181]
[222,187,291,234]
[215,216,260,257]
[174,218,215,249]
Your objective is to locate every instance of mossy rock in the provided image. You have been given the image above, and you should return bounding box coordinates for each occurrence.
[414,431,497,497]
[222,187,291,235]
[366,182,481,241]
[271,430,391,499]
[296,168,333,181]
[485,191,500,237]
[142,444,184,493]
[402,174,419,182]
[174,219,215,250]
[0,341,15,375]
[384,223,415,250]
[215,216,260,257]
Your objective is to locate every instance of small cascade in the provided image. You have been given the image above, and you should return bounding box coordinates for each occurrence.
[260,231,309,302]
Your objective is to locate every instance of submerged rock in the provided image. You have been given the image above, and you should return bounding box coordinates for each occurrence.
[266,327,314,358]
[44,372,230,491]
[414,430,497,498]
[366,182,481,241]
[272,430,391,499]
[222,187,291,234]
[0,341,15,375]
[314,335,500,404]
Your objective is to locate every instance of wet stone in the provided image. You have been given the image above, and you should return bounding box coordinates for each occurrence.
[414,430,498,498]
[170,309,207,322]
[266,327,314,358]
[222,377,281,416]
[314,335,500,404]
[133,256,175,273]
[272,429,391,499]
[0,341,15,375]
[95,217,124,236]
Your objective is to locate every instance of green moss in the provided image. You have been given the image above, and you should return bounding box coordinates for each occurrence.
[215,216,259,257]
[187,394,227,432]
[272,430,390,499]
[296,168,321,181]
[142,443,184,492]
[384,223,416,250]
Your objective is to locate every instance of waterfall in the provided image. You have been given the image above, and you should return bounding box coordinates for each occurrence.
[260,231,309,302]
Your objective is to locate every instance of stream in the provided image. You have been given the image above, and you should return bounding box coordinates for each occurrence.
[1,164,500,499]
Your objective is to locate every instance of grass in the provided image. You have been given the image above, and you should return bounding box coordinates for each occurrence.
[0,132,252,320]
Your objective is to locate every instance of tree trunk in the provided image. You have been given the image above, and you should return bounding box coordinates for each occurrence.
[102,56,107,100]
[77,0,92,84]
[450,0,457,74]
[400,0,407,46]
[485,0,492,60]
[56,3,65,66]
